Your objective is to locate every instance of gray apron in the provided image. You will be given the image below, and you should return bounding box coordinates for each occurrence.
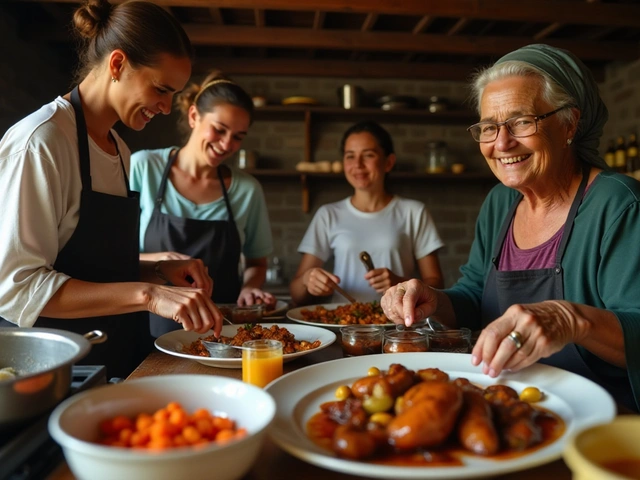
[144,151,242,338]
[481,164,636,411]
[1,86,149,379]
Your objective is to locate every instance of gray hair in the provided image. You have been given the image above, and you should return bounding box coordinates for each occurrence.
[469,61,577,127]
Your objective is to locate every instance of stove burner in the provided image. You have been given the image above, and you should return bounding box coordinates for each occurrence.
[0,365,106,480]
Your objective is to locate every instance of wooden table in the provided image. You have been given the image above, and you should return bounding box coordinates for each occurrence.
[51,337,632,480]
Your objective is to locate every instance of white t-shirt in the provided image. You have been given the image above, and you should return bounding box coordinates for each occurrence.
[298,196,444,303]
[0,97,130,326]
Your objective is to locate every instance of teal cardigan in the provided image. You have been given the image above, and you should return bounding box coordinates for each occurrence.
[445,170,640,410]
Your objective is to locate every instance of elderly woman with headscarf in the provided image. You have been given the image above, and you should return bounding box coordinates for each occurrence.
[381,44,640,411]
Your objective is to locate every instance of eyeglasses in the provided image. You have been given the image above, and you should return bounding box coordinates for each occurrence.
[467,106,568,143]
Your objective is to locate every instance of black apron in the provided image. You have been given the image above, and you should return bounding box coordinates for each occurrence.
[481,164,636,410]
[144,151,242,337]
[0,86,149,379]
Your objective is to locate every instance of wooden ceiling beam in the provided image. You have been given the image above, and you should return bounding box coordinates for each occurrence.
[28,0,640,28]
[447,18,469,36]
[533,23,563,41]
[254,9,265,27]
[312,10,325,29]
[361,13,378,32]
[412,15,434,35]
[180,25,638,61]
[193,57,479,80]
[209,8,224,25]
[195,56,606,82]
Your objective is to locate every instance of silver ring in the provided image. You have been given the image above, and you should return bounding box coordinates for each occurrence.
[507,330,523,350]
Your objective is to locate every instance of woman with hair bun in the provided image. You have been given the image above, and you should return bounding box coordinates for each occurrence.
[0,0,223,378]
[130,71,275,338]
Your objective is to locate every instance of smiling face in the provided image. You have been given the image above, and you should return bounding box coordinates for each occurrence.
[187,103,250,167]
[343,132,395,192]
[478,75,575,191]
[115,53,192,131]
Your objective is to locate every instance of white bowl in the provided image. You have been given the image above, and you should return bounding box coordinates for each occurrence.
[48,375,276,480]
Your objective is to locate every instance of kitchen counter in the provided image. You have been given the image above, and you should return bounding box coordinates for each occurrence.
[50,335,633,480]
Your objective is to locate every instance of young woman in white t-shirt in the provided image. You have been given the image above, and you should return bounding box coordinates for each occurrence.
[290,121,445,306]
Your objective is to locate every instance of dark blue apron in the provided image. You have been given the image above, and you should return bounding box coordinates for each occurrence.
[1,86,149,379]
[143,151,242,338]
[481,164,636,411]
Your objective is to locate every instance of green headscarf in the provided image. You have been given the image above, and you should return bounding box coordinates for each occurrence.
[495,43,609,170]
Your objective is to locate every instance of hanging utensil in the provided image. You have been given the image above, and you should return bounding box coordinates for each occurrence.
[359,251,375,272]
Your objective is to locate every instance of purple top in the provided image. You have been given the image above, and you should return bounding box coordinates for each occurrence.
[498,222,562,271]
[498,180,595,271]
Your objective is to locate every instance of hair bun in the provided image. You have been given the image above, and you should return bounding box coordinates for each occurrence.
[73,0,113,40]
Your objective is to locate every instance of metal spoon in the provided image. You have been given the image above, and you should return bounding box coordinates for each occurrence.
[425,317,448,332]
[201,340,243,358]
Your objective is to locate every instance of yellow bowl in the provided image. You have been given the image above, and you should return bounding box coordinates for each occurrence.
[563,416,640,480]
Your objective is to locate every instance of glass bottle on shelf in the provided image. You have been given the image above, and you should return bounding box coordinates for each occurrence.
[614,136,627,173]
[626,133,639,173]
[604,139,615,169]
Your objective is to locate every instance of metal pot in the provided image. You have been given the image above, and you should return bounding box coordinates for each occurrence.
[0,328,106,430]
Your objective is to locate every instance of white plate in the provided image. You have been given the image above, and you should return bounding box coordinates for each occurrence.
[286,303,394,329]
[265,353,616,479]
[264,300,289,317]
[154,323,336,369]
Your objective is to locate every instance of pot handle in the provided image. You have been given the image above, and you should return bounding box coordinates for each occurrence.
[84,330,108,345]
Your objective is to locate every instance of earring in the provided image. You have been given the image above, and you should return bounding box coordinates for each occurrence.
[567,138,573,145]
[111,77,117,83]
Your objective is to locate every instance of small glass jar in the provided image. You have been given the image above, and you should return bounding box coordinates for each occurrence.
[341,325,384,356]
[425,141,449,174]
[421,328,472,353]
[383,330,429,353]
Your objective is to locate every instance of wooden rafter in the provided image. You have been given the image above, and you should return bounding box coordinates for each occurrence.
[447,17,469,36]
[27,0,640,28]
[209,8,224,25]
[533,23,563,41]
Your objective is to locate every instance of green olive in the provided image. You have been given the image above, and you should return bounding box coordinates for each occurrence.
[367,366,381,377]
[394,396,405,415]
[369,412,393,426]
[519,386,543,403]
[363,394,394,414]
[335,385,352,400]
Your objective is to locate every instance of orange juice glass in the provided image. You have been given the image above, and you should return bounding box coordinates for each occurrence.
[241,339,283,388]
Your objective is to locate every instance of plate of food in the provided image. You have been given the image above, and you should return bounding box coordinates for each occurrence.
[154,323,336,369]
[266,353,616,479]
[286,302,394,329]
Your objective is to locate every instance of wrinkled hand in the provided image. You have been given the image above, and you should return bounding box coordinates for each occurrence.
[364,268,402,294]
[157,259,213,297]
[381,279,438,327]
[238,288,276,308]
[471,300,579,378]
[147,284,223,336]
[303,267,340,297]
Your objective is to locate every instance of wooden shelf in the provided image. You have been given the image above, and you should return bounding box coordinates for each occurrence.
[246,169,496,212]
[253,105,476,124]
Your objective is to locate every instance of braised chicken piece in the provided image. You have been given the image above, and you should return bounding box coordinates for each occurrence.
[457,390,500,455]
[321,398,368,428]
[485,388,542,450]
[416,367,449,383]
[387,381,463,450]
[452,377,484,394]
